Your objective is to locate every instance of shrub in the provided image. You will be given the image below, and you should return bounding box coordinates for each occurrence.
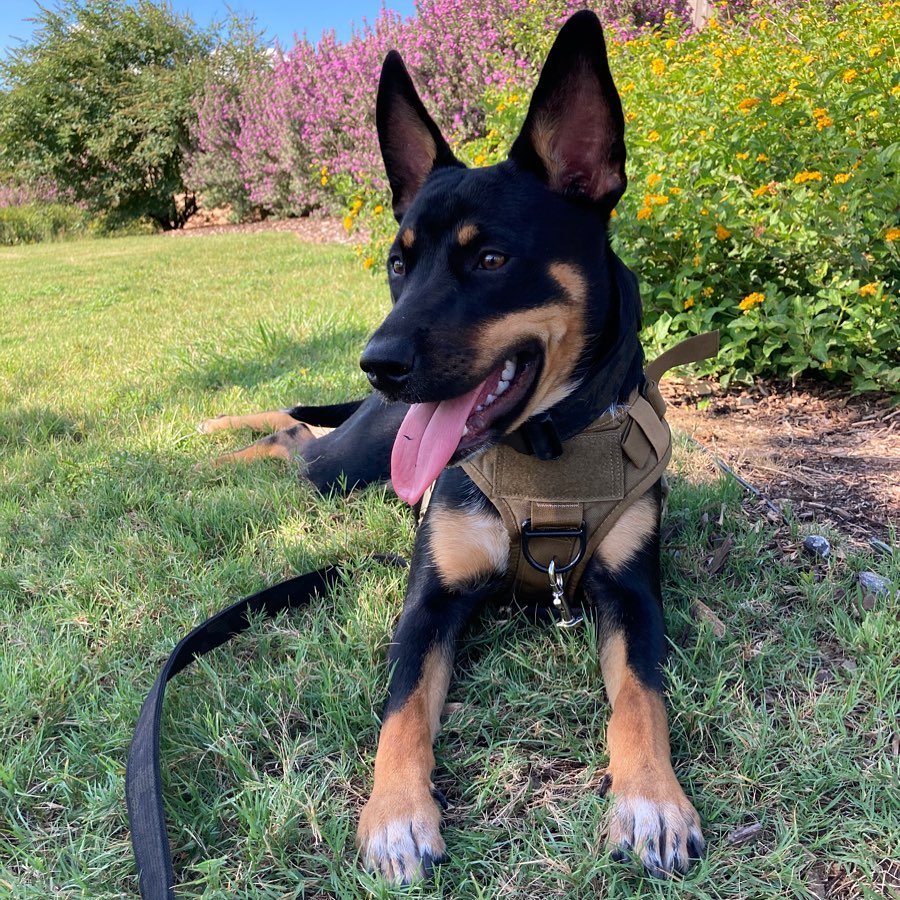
[187,0,692,219]
[0,203,91,245]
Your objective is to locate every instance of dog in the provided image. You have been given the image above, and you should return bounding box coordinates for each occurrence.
[198,11,705,883]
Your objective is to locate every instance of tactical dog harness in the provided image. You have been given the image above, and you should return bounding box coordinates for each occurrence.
[463,331,719,621]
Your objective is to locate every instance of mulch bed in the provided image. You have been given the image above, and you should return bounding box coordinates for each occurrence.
[664,378,898,548]
[168,212,898,550]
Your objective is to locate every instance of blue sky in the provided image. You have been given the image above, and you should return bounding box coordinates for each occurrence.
[0,0,417,58]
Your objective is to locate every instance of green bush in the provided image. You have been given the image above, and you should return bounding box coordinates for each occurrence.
[352,1,900,391]
[0,203,91,245]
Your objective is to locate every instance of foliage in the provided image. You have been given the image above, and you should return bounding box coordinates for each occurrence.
[0,202,91,245]
[187,0,690,219]
[356,0,900,392]
[0,0,213,230]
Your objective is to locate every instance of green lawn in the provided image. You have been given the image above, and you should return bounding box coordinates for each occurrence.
[0,234,897,899]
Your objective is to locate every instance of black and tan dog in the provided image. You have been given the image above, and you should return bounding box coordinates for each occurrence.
[199,11,706,883]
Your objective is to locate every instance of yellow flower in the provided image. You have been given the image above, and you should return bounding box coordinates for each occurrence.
[702,286,714,297]
[321,175,329,186]
[670,186,681,195]
[637,206,652,220]
[842,68,858,83]
[474,153,486,166]
[770,91,788,107]
[508,94,519,103]
[373,204,384,215]
[816,115,833,130]
[693,254,702,267]
[363,257,375,270]
[735,152,750,160]
[647,173,662,188]
[794,171,822,184]
[833,173,851,184]
[812,107,827,118]
[700,207,708,216]
[496,102,506,112]
[757,153,769,162]
[343,216,353,232]
[739,291,765,311]
[859,282,878,296]
[647,130,660,142]
[665,39,677,50]
[651,58,666,76]
[885,227,900,242]
[802,54,814,64]
[646,193,669,206]
[716,224,732,240]
[753,183,772,197]
[320,165,328,176]
[351,198,363,211]
[610,208,618,218]
[683,296,695,310]
[737,97,760,112]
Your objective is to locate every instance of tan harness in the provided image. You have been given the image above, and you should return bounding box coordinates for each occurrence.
[461,331,719,615]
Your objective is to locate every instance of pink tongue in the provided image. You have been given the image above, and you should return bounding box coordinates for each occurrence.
[391,382,485,505]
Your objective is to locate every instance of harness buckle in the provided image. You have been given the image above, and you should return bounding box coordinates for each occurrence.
[547,558,584,629]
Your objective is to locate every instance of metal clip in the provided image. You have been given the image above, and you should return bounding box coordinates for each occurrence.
[547,558,583,629]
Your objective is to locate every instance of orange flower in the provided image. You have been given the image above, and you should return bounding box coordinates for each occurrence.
[833,173,851,184]
[739,291,765,311]
[794,171,823,184]
[683,296,695,310]
[859,282,878,296]
[716,224,732,241]
[885,227,900,242]
[363,257,375,270]
[737,97,760,112]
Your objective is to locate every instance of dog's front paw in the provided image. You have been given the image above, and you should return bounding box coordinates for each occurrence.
[607,775,704,877]
[357,782,446,883]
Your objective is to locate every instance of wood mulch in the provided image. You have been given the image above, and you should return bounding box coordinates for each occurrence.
[663,378,898,548]
[168,211,898,551]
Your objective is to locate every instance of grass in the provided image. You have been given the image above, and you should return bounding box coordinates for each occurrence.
[0,233,897,899]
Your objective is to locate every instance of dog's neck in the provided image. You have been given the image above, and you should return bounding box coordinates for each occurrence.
[502,249,644,460]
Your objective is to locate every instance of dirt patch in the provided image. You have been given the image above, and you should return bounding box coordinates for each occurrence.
[663,378,899,547]
[168,213,354,244]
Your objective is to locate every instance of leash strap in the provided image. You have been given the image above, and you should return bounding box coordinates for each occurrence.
[126,565,342,899]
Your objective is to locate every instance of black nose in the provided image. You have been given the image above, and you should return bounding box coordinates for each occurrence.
[360,335,414,392]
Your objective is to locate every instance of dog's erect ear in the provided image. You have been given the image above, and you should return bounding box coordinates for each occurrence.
[377,50,463,221]
[509,11,626,210]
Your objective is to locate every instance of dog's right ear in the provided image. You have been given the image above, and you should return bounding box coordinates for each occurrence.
[377,50,463,221]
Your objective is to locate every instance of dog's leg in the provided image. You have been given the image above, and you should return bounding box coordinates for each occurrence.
[583,485,705,876]
[197,410,306,434]
[357,482,509,882]
[202,423,320,467]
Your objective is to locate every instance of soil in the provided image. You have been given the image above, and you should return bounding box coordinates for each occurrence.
[167,212,899,550]
[663,378,898,548]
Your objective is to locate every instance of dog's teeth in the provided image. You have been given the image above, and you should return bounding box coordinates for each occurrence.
[475,404,484,412]
[485,393,496,406]
[496,379,510,395]
[462,425,469,436]
[502,359,516,381]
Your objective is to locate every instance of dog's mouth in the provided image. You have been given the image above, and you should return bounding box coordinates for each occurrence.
[391,348,541,504]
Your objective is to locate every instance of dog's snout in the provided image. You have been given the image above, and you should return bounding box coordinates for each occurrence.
[360,336,414,392]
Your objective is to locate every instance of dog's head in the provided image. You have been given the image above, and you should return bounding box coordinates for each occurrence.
[361,11,636,504]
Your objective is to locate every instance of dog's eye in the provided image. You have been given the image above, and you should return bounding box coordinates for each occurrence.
[388,256,406,277]
[479,251,507,271]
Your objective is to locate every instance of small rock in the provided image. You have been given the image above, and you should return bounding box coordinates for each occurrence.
[861,593,876,611]
[802,535,831,559]
[840,658,858,673]
[859,571,891,596]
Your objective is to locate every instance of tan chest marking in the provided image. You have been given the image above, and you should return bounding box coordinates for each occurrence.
[595,493,657,574]
[428,506,509,590]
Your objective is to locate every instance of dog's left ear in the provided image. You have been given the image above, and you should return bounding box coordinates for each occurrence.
[377,50,464,221]
[509,10,626,211]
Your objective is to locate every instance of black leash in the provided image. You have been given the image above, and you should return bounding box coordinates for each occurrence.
[126,565,342,899]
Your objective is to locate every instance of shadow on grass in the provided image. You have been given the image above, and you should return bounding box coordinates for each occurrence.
[0,407,92,449]
[170,322,371,395]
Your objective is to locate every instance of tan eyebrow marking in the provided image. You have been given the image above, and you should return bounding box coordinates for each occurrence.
[457,223,479,246]
[401,228,415,248]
